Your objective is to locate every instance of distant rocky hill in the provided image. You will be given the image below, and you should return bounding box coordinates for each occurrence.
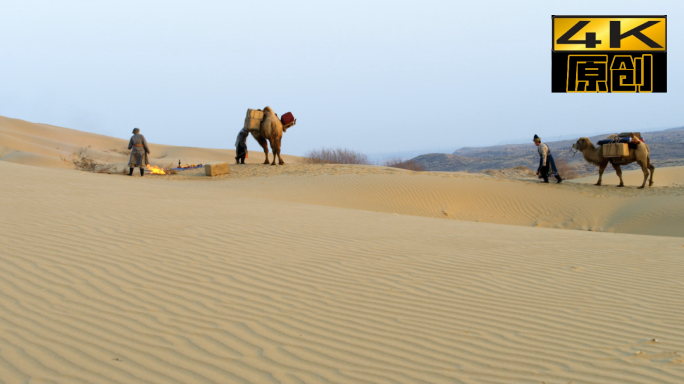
[411,127,684,174]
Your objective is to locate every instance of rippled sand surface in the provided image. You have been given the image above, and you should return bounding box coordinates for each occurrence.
[1,115,684,383]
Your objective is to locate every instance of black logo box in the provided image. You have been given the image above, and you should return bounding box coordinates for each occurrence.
[551,51,667,93]
[551,15,667,93]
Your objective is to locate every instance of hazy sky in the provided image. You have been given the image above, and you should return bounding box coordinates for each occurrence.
[1,0,681,156]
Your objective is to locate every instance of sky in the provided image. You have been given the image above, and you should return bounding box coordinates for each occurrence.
[1,0,682,157]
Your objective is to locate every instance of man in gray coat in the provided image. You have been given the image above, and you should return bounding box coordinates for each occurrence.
[128,128,150,176]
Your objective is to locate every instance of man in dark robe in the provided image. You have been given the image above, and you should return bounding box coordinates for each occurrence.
[534,134,562,183]
[235,127,249,164]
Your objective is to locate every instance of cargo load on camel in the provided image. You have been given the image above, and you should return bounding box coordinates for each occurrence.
[244,109,297,133]
[597,132,645,158]
[244,109,264,133]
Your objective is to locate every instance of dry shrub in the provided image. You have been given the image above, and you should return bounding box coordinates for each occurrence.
[482,166,536,178]
[512,165,535,173]
[382,157,425,171]
[301,148,370,165]
[482,169,501,177]
[108,148,130,156]
[556,158,580,179]
[62,146,115,173]
[510,166,537,177]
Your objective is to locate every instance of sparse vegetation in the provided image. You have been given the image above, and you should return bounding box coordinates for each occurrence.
[301,148,370,165]
[108,148,130,156]
[482,166,536,178]
[555,158,580,179]
[62,146,115,173]
[382,157,425,171]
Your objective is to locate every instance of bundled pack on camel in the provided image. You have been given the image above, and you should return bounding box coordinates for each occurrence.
[244,107,296,165]
[572,132,654,188]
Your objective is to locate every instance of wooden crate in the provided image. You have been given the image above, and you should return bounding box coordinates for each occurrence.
[244,109,264,133]
[244,117,261,130]
[205,163,230,176]
[246,109,264,120]
[602,143,629,158]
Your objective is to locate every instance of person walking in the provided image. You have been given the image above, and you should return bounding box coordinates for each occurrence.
[534,134,562,183]
[127,128,150,176]
[235,127,249,164]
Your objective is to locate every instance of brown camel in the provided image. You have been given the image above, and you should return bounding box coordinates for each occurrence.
[571,134,654,188]
[250,106,285,165]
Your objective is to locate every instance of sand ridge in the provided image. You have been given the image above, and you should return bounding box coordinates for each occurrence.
[1,160,684,383]
[123,162,684,237]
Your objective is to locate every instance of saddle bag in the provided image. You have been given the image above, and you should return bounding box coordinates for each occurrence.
[280,112,296,131]
[244,109,264,133]
[618,132,642,140]
[281,112,294,126]
[602,143,629,158]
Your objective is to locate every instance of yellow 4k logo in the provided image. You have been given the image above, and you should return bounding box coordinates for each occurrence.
[567,54,653,93]
[553,17,666,51]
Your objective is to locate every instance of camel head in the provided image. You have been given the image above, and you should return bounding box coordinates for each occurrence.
[572,137,594,152]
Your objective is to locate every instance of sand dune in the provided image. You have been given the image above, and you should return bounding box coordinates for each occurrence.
[2,116,684,383]
[1,160,683,384]
[0,116,299,170]
[128,163,684,237]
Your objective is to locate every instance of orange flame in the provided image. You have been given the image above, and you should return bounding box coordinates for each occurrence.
[146,164,166,175]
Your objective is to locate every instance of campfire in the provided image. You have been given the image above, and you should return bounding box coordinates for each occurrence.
[146,165,167,175]
[143,161,201,175]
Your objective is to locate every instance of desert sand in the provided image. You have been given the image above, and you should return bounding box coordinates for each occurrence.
[1,116,683,384]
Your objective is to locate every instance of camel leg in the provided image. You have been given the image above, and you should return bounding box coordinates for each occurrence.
[647,157,655,186]
[636,160,648,189]
[596,162,608,186]
[256,137,269,164]
[269,138,276,165]
[276,136,284,165]
[613,164,624,187]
